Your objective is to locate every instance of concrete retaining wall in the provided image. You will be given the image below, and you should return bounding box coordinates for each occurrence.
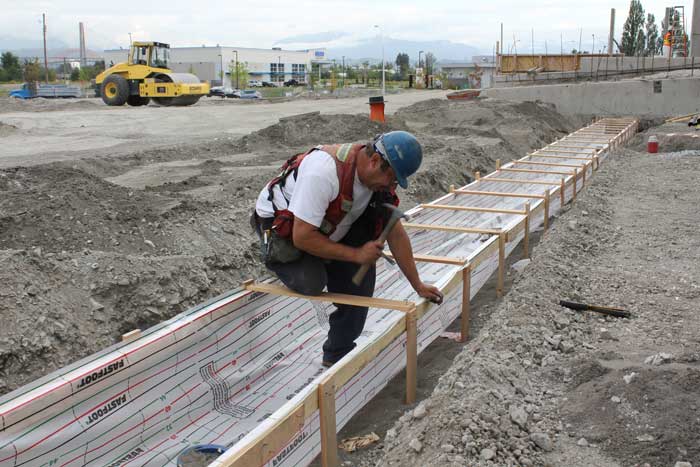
[482,77,700,117]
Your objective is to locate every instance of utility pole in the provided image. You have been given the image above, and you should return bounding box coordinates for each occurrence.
[342,55,345,88]
[42,13,49,83]
[692,0,700,56]
[608,9,615,56]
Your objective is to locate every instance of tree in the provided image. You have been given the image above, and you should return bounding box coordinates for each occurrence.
[1,51,22,81]
[395,53,409,79]
[229,61,250,88]
[645,13,660,56]
[424,52,437,75]
[23,58,41,83]
[621,0,646,56]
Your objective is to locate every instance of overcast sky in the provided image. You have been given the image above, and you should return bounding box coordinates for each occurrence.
[1,1,694,54]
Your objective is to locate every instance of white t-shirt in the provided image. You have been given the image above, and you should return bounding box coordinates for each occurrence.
[255,150,373,242]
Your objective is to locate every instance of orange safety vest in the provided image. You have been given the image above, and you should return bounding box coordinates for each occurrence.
[266,143,363,237]
[664,32,672,46]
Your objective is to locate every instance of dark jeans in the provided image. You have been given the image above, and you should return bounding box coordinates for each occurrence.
[251,212,375,364]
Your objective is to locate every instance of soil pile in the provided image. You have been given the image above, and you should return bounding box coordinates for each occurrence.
[0,96,103,114]
[0,98,576,396]
[371,124,700,467]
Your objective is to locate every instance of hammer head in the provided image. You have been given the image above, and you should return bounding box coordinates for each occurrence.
[383,203,411,222]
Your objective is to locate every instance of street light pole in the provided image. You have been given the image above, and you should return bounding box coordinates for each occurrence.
[218,53,224,85]
[374,24,385,96]
[233,50,239,89]
[278,56,281,84]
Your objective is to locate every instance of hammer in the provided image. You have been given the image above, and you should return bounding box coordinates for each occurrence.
[352,204,409,286]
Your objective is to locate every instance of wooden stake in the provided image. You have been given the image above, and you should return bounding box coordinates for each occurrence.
[560,177,565,205]
[544,189,550,230]
[497,231,505,297]
[121,329,141,342]
[319,377,339,467]
[460,265,471,343]
[582,163,587,185]
[420,204,526,215]
[449,184,455,193]
[572,169,577,202]
[523,202,530,259]
[475,171,481,180]
[496,159,501,170]
[405,308,417,405]
[593,155,600,171]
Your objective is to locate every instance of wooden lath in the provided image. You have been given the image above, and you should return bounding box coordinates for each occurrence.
[528,154,593,161]
[243,281,416,312]
[419,203,526,215]
[402,223,502,236]
[514,160,586,169]
[538,148,594,155]
[479,177,561,186]
[450,187,546,200]
[500,167,572,176]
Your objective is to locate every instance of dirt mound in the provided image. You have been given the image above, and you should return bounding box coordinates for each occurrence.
[0,96,103,114]
[563,363,700,465]
[0,122,18,136]
[373,134,700,467]
[236,112,406,152]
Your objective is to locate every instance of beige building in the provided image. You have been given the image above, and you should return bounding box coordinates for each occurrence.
[101,45,329,88]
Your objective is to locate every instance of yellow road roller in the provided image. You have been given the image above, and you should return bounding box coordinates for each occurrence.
[95,42,209,106]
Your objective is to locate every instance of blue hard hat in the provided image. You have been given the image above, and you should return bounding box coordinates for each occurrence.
[373,131,423,189]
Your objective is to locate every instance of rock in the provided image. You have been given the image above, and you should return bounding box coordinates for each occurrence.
[519,457,532,466]
[623,372,637,384]
[582,210,589,216]
[144,239,156,249]
[568,220,578,230]
[510,405,528,429]
[644,353,673,365]
[441,444,455,453]
[511,259,531,274]
[674,462,693,467]
[412,403,428,419]
[480,448,496,460]
[577,438,588,447]
[90,298,104,312]
[385,428,397,440]
[610,396,621,404]
[409,438,423,453]
[453,455,465,463]
[559,340,575,354]
[530,432,553,452]
[636,434,655,442]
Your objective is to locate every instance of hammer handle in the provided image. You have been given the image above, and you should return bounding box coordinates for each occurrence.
[352,216,400,285]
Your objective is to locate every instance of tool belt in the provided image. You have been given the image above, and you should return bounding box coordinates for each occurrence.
[250,211,302,264]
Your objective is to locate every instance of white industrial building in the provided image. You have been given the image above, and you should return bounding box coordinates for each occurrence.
[101,45,330,88]
[440,55,497,89]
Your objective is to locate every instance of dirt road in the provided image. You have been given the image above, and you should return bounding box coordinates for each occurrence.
[0,91,447,168]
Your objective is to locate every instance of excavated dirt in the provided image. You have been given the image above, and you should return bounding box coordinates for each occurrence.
[0,97,576,399]
[367,124,700,467]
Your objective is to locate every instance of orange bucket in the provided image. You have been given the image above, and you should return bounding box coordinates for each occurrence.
[369,96,385,123]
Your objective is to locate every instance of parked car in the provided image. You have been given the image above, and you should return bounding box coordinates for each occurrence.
[261,81,276,87]
[208,86,238,98]
[283,79,301,87]
[239,90,262,99]
[248,80,263,87]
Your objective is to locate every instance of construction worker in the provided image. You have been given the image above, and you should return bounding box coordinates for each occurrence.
[663,28,673,57]
[251,131,443,366]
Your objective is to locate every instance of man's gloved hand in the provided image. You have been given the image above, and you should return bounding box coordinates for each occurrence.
[415,282,444,304]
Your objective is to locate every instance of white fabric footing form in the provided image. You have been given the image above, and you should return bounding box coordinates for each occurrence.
[0,118,638,467]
